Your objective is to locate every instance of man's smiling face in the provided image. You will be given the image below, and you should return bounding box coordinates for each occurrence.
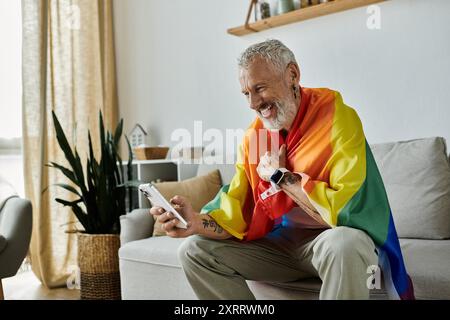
[239,56,299,131]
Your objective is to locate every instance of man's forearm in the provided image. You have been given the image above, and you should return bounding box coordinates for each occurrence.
[279,172,329,226]
[193,214,233,239]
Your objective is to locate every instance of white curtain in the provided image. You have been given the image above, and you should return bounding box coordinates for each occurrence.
[22,0,119,288]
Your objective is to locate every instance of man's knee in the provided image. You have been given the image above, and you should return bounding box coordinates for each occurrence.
[178,235,202,265]
[177,235,219,267]
[315,227,377,263]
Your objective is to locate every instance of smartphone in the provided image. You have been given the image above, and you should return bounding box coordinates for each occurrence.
[139,183,188,229]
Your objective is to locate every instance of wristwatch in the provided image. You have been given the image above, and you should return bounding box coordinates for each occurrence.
[270,168,290,185]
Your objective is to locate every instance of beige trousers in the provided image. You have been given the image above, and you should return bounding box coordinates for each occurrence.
[178,226,378,300]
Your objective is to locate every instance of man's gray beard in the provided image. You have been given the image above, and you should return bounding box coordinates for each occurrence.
[258,100,297,131]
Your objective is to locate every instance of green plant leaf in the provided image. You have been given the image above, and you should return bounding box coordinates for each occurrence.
[50,110,133,234]
[45,183,82,197]
[88,130,95,168]
[73,149,87,193]
[55,198,90,231]
[125,135,134,211]
[116,147,124,185]
[46,162,78,187]
[99,110,106,167]
[113,118,123,147]
[55,198,83,206]
[51,111,81,180]
[51,111,89,198]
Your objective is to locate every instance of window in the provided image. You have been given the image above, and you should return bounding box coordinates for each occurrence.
[0,0,24,197]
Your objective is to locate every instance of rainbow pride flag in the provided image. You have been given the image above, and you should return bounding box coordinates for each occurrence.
[202,87,415,299]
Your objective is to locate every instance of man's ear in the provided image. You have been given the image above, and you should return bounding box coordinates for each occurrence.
[286,63,300,85]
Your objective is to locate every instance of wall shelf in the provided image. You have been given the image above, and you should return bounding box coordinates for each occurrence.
[227,0,386,36]
[121,159,199,210]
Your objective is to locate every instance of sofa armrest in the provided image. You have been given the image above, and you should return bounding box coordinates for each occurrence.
[0,197,32,277]
[0,235,6,253]
[120,208,155,246]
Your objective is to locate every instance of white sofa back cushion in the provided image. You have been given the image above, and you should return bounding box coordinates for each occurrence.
[196,159,236,186]
[370,137,450,239]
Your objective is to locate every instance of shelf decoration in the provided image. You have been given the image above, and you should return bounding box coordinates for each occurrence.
[228,0,386,37]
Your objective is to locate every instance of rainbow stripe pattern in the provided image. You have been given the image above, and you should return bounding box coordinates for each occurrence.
[202,87,414,299]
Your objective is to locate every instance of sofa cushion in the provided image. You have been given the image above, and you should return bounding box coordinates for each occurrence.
[119,209,154,245]
[152,170,222,236]
[370,137,450,239]
[196,158,236,186]
[400,238,450,299]
[119,235,185,267]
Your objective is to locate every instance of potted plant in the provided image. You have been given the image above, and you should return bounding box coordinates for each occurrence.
[46,110,138,300]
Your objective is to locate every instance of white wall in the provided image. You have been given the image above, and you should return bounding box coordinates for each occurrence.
[0,0,22,139]
[114,0,450,151]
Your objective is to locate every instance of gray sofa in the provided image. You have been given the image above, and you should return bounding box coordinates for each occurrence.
[119,137,450,300]
[0,197,33,299]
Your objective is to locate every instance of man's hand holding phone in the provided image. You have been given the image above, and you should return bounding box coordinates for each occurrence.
[149,195,199,238]
[143,184,232,240]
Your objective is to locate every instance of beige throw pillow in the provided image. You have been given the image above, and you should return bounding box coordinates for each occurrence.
[151,170,222,236]
[370,137,450,239]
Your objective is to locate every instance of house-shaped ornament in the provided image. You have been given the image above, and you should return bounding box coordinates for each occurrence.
[129,124,148,149]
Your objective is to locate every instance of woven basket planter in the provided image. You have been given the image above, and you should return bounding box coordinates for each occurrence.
[77,233,121,300]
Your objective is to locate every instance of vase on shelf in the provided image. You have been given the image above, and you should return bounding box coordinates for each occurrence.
[268,0,279,16]
[257,0,271,20]
[278,0,294,14]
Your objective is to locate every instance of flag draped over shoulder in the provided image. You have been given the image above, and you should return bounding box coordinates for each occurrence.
[201,87,415,300]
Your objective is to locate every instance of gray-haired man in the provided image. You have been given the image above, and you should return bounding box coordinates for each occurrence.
[150,39,383,300]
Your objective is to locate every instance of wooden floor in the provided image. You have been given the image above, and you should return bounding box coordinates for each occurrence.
[2,271,80,300]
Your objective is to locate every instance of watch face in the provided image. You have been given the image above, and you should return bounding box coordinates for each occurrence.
[270,170,284,184]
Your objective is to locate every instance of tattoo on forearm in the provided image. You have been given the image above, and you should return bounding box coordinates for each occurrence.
[202,218,223,234]
[282,172,301,186]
